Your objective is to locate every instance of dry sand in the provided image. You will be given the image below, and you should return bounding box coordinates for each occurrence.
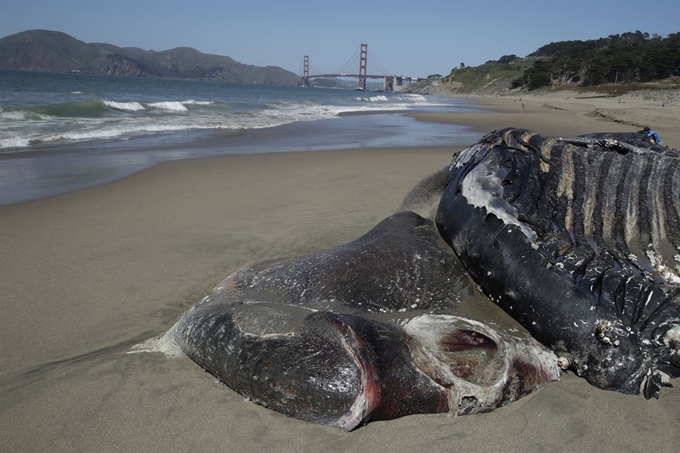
[1,95,679,452]
[410,91,680,148]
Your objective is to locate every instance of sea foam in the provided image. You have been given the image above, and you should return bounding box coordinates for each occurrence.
[149,101,188,111]
[181,100,214,106]
[0,136,31,149]
[103,100,145,111]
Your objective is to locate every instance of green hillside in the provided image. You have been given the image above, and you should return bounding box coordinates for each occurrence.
[407,31,680,96]
[0,29,301,85]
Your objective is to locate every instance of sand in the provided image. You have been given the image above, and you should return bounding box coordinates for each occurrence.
[1,95,679,452]
[410,92,680,148]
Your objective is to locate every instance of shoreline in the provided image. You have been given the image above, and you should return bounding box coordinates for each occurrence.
[5,89,675,207]
[2,96,680,452]
[0,107,478,206]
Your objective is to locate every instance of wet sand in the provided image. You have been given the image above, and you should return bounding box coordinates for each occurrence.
[1,96,679,452]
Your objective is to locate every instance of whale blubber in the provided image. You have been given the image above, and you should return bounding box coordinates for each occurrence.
[168,212,560,430]
[436,128,680,398]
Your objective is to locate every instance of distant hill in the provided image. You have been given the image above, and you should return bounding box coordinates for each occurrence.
[0,29,302,85]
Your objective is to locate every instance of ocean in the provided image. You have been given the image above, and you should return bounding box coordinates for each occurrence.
[0,70,481,205]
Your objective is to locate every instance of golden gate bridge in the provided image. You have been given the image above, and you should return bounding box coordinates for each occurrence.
[299,43,419,91]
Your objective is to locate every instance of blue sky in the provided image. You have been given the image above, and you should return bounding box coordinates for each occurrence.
[2,0,679,78]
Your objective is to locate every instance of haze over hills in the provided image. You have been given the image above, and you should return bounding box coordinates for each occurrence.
[0,29,302,85]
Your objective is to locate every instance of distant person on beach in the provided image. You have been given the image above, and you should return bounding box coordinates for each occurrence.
[643,126,662,144]
[521,102,525,112]
[662,100,666,107]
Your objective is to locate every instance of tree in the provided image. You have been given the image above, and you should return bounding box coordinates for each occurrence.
[498,54,519,64]
[513,30,680,88]
[460,62,465,68]
[523,59,552,90]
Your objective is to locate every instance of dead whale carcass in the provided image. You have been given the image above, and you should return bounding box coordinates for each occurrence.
[167,212,560,430]
[436,128,680,399]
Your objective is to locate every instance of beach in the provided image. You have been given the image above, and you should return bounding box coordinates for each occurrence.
[2,94,679,452]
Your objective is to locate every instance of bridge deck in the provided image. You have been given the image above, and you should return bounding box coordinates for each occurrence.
[307,74,416,80]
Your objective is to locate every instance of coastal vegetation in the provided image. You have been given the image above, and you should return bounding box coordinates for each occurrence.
[444,58,534,93]
[408,31,680,97]
[512,31,680,90]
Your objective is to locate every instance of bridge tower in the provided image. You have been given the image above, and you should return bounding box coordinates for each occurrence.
[358,43,367,90]
[302,55,310,87]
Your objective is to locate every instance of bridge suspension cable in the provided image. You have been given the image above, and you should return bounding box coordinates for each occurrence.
[368,47,390,76]
[331,44,361,75]
[308,60,325,76]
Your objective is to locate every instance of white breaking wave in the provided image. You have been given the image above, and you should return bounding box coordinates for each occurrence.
[399,94,428,103]
[40,123,206,143]
[356,95,389,102]
[0,136,31,149]
[148,101,188,111]
[2,118,246,148]
[264,99,433,123]
[104,100,145,111]
[0,108,51,121]
[181,100,214,106]
[102,99,210,113]
[0,109,29,120]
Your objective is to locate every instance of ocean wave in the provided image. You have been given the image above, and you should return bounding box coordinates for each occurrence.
[0,109,30,120]
[181,100,214,106]
[397,94,428,103]
[259,100,420,125]
[0,120,234,149]
[29,100,111,118]
[103,100,146,111]
[148,101,188,112]
[1,94,444,150]
[0,108,51,121]
[1,99,211,120]
[1,102,104,119]
[0,136,31,149]
[0,84,458,151]
[355,95,389,102]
